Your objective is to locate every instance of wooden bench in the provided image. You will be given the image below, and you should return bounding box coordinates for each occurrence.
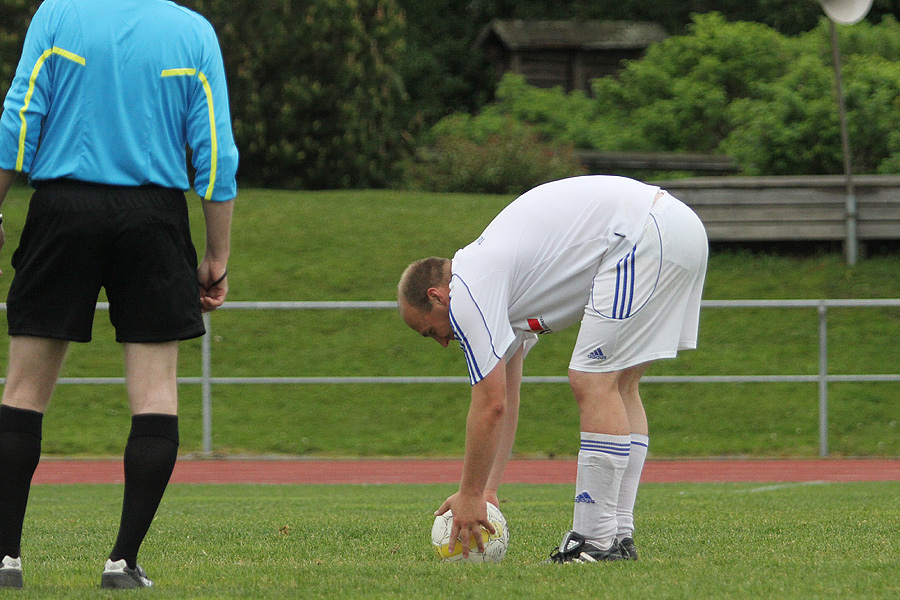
[653,175,900,243]
[577,150,738,176]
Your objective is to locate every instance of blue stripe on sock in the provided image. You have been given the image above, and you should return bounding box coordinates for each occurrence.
[580,439,631,457]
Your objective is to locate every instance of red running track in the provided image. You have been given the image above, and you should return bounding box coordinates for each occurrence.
[31,458,900,485]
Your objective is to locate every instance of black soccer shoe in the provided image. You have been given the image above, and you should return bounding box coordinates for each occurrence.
[546,530,627,563]
[619,536,638,560]
[100,559,154,589]
[0,556,23,589]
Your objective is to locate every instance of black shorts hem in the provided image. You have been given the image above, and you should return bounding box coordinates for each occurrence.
[7,327,92,343]
[115,325,207,344]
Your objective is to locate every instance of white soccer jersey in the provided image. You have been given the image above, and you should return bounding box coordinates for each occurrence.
[449,176,658,384]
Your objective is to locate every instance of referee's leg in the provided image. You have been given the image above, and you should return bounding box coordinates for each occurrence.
[0,336,69,587]
[107,342,180,576]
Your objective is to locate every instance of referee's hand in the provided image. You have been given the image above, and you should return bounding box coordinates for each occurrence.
[198,261,228,312]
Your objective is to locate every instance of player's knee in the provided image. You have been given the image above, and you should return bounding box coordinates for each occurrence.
[568,369,620,403]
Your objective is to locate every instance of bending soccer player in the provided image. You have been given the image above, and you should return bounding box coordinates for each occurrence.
[397,175,708,562]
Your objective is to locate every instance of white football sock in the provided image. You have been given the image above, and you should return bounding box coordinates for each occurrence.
[616,433,649,540]
[572,432,630,549]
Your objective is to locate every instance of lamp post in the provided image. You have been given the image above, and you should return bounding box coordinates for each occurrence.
[817,0,872,265]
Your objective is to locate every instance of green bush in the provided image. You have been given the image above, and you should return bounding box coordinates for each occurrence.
[404,113,585,194]
[480,74,599,149]
[722,20,900,175]
[592,13,795,153]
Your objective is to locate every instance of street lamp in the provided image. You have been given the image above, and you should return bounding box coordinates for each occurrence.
[818,0,872,265]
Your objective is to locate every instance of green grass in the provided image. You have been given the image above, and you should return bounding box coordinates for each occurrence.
[13,482,900,599]
[0,183,898,457]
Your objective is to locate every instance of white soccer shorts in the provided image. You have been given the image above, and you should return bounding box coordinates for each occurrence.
[569,192,708,373]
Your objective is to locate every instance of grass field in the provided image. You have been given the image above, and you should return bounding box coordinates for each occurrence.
[13,481,900,599]
[0,183,898,457]
[2,181,898,598]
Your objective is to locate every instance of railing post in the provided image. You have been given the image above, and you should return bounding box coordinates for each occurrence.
[202,312,213,454]
[818,302,829,457]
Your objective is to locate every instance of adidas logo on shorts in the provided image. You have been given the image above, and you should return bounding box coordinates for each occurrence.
[587,347,607,361]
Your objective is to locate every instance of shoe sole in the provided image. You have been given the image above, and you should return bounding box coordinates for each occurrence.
[100,573,148,589]
[0,570,24,589]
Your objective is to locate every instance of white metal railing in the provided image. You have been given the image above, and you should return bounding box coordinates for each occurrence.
[3,299,899,457]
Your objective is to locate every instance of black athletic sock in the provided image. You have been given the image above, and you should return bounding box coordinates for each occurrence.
[109,414,179,569]
[0,405,44,559]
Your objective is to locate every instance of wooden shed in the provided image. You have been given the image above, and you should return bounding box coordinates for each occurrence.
[474,19,668,93]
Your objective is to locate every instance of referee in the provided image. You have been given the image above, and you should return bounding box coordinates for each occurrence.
[0,0,238,590]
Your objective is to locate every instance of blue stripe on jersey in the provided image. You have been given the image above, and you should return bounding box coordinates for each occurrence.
[449,307,481,385]
[449,275,504,386]
[580,439,631,457]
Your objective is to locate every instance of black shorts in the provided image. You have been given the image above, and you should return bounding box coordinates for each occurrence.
[6,179,205,343]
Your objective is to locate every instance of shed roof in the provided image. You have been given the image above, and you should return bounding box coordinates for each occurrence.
[475,19,668,51]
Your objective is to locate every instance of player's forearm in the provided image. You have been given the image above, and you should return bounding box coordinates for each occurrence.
[459,363,507,497]
[484,348,523,499]
[460,407,504,497]
[483,398,517,501]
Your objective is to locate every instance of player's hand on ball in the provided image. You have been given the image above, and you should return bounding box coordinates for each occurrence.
[432,499,509,563]
[435,491,495,558]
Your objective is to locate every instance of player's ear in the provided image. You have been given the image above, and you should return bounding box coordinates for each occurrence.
[426,287,446,306]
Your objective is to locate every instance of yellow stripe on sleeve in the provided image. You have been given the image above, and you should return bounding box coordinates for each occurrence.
[161,68,218,200]
[196,72,218,200]
[161,68,196,77]
[16,46,85,171]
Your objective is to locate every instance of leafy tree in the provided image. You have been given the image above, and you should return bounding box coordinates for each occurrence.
[394,0,494,125]
[722,54,841,175]
[187,0,413,189]
[394,0,900,127]
[0,0,41,100]
[724,34,900,175]
[421,13,900,181]
[591,13,795,152]
[1,0,413,190]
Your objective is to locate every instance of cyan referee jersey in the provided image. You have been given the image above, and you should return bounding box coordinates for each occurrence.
[0,0,238,201]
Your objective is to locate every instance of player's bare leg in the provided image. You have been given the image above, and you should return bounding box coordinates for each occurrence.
[614,362,653,559]
[547,369,632,562]
[547,365,652,562]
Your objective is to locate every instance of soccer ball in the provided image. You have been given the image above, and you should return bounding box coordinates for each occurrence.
[431,502,509,563]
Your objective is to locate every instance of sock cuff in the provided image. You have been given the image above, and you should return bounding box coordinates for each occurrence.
[579,432,631,458]
[129,414,179,445]
[630,433,649,449]
[0,405,44,439]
